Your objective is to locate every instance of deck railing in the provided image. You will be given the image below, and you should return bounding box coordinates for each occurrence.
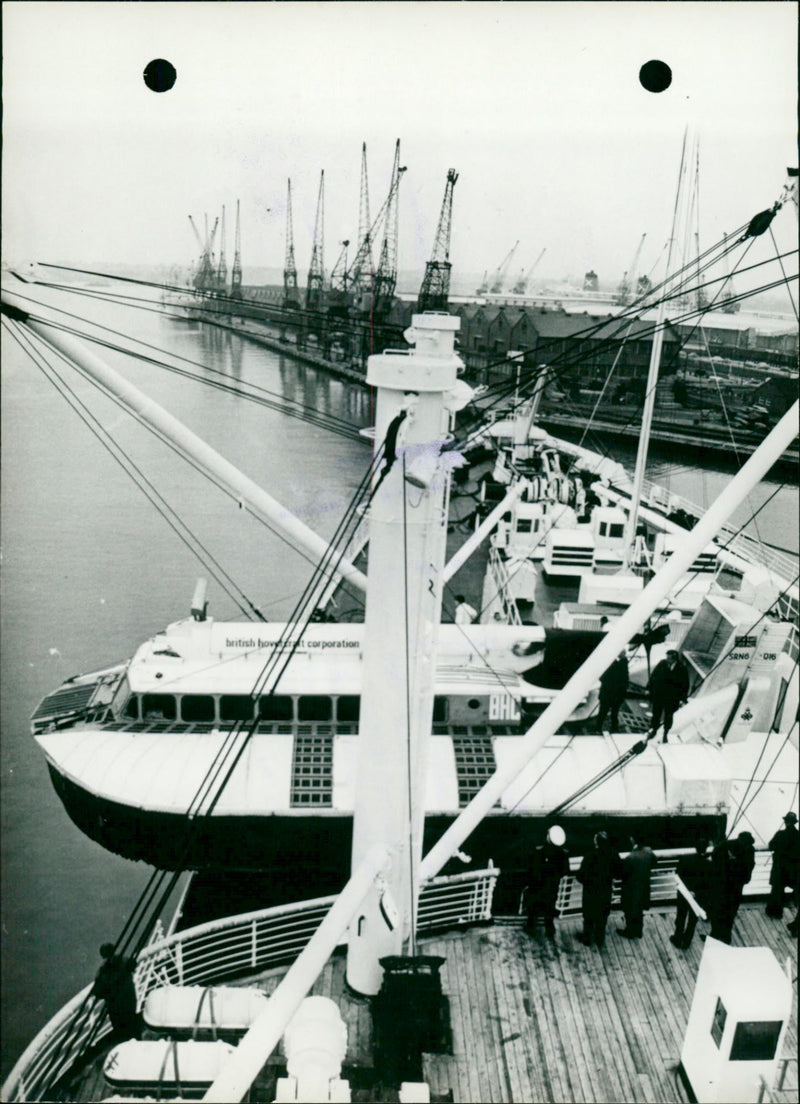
[552,846,774,916]
[1,866,498,1102]
[639,476,799,588]
[2,852,782,1102]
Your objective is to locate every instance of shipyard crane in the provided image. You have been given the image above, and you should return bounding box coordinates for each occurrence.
[476,270,489,295]
[372,141,407,318]
[305,171,325,314]
[230,200,242,297]
[188,214,219,294]
[283,179,300,308]
[615,232,647,305]
[328,240,350,316]
[489,241,520,294]
[216,205,227,294]
[511,247,546,296]
[417,168,459,313]
[347,141,405,313]
[347,144,374,301]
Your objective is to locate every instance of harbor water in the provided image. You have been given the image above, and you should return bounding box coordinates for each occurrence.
[0,287,796,1078]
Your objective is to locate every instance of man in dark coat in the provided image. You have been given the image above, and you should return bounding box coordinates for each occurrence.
[597,653,629,734]
[576,831,622,948]
[766,811,799,918]
[92,943,141,1040]
[618,840,656,938]
[526,825,570,938]
[670,837,710,949]
[706,832,756,944]
[647,649,689,743]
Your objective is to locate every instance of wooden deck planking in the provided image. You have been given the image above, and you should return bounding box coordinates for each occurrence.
[533,936,591,1103]
[64,902,796,1103]
[577,944,642,1103]
[486,936,532,1104]
[549,934,606,1103]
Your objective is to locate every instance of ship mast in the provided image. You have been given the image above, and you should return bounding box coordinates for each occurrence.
[346,314,466,994]
[625,130,688,557]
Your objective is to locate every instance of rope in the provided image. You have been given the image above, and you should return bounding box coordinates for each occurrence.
[3,320,265,620]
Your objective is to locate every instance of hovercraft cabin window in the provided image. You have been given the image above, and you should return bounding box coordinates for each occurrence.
[258,695,294,722]
[298,695,333,722]
[142,694,177,721]
[181,695,215,722]
[221,695,255,722]
[337,695,360,722]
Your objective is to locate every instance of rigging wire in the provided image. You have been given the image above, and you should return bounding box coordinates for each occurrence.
[11,308,373,612]
[4,287,366,442]
[2,318,264,619]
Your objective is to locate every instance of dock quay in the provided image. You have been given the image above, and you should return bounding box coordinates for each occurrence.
[538,413,800,477]
[178,304,798,478]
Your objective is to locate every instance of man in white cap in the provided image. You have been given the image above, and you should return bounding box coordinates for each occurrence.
[525,825,569,939]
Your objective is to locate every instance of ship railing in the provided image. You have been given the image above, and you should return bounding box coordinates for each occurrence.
[639,477,798,586]
[1,866,498,1103]
[486,545,523,625]
[553,846,775,916]
[758,1058,798,1102]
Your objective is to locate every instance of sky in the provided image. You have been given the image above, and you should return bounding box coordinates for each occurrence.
[2,1,798,291]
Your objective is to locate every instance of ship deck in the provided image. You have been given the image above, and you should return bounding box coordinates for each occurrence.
[68,901,797,1103]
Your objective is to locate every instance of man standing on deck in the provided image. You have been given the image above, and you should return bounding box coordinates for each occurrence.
[597,652,629,734]
[617,839,656,939]
[454,594,477,625]
[766,811,799,918]
[525,824,570,938]
[706,832,756,943]
[92,943,141,1041]
[576,831,622,948]
[670,836,710,949]
[646,649,689,743]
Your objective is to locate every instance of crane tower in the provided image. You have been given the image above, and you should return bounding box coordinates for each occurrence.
[283,179,300,308]
[511,247,546,296]
[489,241,519,295]
[216,205,227,294]
[230,200,242,297]
[417,168,459,313]
[372,140,406,318]
[305,171,325,314]
[348,143,374,301]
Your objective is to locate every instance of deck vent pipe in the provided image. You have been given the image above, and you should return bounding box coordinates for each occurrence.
[191,578,208,621]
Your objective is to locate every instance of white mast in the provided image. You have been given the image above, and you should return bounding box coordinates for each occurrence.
[625,130,688,557]
[346,314,466,994]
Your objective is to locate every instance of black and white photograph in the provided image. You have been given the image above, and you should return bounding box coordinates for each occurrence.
[2,2,798,1101]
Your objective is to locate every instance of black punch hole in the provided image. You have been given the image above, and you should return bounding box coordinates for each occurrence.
[639,59,672,94]
[143,59,177,93]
